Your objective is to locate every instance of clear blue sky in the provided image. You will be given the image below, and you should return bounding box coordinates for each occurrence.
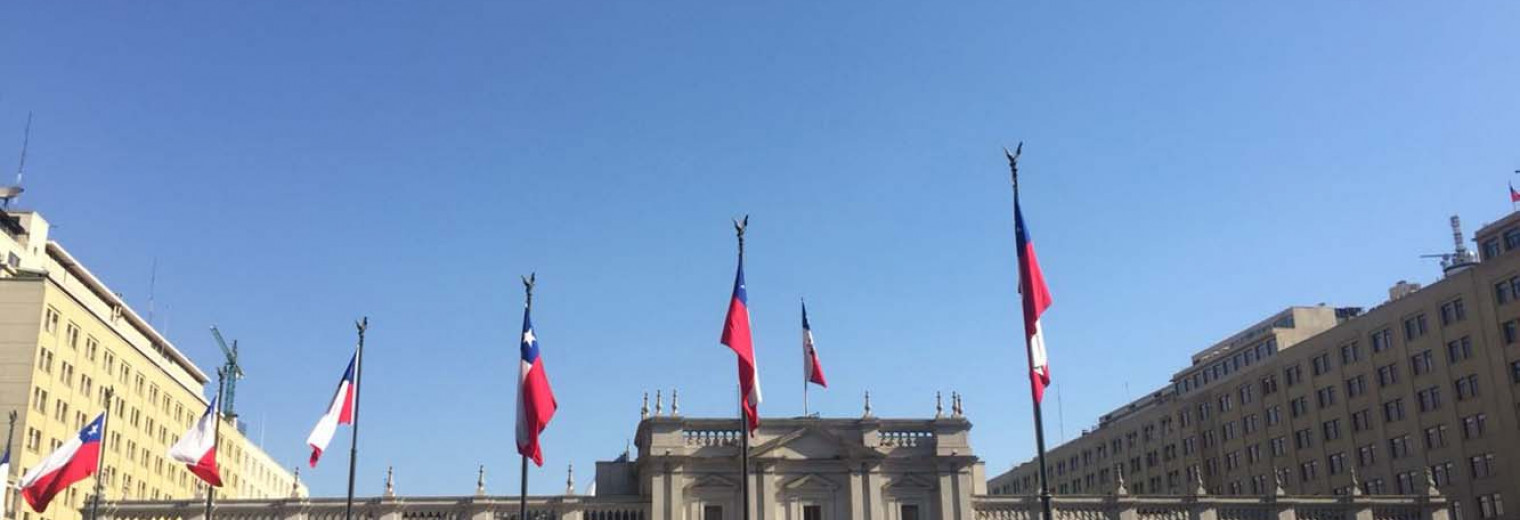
[2,1,1517,497]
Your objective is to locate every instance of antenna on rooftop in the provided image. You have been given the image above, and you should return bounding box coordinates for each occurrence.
[0,112,31,209]
[1419,215,1476,276]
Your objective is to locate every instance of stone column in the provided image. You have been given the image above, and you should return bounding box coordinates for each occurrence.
[667,463,685,520]
[936,467,957,520]
[848,464,866,520]
[864,465,885,520]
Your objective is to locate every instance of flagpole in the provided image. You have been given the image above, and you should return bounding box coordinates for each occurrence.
[1007,144,1053,520]
[344,318,367,520]
[520,275,534,520]
[734,218,752,520]
[801,299,809,418]
[206,370,226,520]
[4,410,16,520]
[90,387,113,520]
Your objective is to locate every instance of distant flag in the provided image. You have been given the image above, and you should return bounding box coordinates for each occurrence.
[1509,182,1519,203]
[168,394,222,487]
[802,302,827,388]
[1,434,11,513]
[1014,177,1054,404]
[306,353,357,468]
[721,254,762,432]
[19,414,104,512]
[515,305,558,466]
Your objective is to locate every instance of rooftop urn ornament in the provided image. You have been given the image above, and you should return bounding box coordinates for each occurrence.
[863,391,873,418]
[566,464,575,495]
[952,392,964,417]
[641,392,649,420]
[671,389,680,416]
[935,392,944,418]
[655,390,664,416]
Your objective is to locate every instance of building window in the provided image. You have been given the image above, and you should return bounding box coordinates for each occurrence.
[1371,328,1394,353]
[1383,398,1406,422]
[1470,453,1497,479]
[1294,429,1313,450]
[1291,397,1308,418]
[1389,435,1412,459]
[1424,425,1448,449]
[899,505,919,520]
[1346,375,1367,398]
[1478,494,1504,519]
[1341,342,1361,364]
[1404,314,1428,340]
[1316,386,1337,408]
[1431,462,1455,487]
[1266,406,1281,426]
[1285,365,1303,386]
[1357,444,1377,467]
[1351,409,1372,432]
[1328,453,1347,475]
[1261,375,1279,395]
[1463,414,1488,440]
[1417,386,1442,412]
[803,505,823,520]
[1455,374,1480,401]
[1441,299,1467,325]
[1322,419,1341,441]
[1448,337,1473,363]
[1377,364,1399,387]
[1411,350,1434,375]
[43,307,58,334]
[1312,353,1332,376]
[1504,321,1519,345]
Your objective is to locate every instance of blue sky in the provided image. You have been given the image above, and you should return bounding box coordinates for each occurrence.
[2,1,1518,497]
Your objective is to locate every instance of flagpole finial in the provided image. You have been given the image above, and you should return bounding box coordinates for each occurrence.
[356,316,368,336]
[640,392,650,420]
[384,466,395,498]
[476,465,486,497]
[522,273,537,309]
[733,215,749,256]
[655,390,664,416]
[1004,142,1023,184]
[671,389,680,416]
[952,392,963,417]
[935,392,944,418]
[863,391,873,418]
[565,463,575,495]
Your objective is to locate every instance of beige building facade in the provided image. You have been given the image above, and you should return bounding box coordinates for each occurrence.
[0,209,304,520]
[992,210,1520,520]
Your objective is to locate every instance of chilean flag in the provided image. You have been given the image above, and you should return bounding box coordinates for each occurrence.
[802,302,826,388]
[721,257,762,433]
[1510,182,1519,203]
[516,306,557,466]
[19,414,104,513]
[168,394,222,487]
[306,353,357,468]
[1015,200,1053,403]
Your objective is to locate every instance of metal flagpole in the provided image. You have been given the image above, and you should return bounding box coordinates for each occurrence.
[734,219,752,520]
[344,318,368,520]
[4,410,16,520]
[90,387,114,520]
[801,299,809,417]
[205,369,226,520]
[1007,144,1053,520]
[520,275,534,520]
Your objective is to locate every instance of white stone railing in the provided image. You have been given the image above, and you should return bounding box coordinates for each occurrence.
[682,429,741,447]
[877,430,933,448]
[972,494,1448,520]
[94,495,649,520]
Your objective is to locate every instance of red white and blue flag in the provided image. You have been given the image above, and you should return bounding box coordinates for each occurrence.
[516,306,557,466]
[802,302,826,388]
[1015,200,1054,403]
[1509,182,1519,203]
[168,394,222,486]
[19,414,104,512]
[306,353,357,468]
[721,257,762,432]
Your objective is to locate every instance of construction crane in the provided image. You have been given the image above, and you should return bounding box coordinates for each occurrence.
[209,326,244,419]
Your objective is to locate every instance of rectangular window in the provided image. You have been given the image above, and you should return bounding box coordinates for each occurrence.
[704,505,723,520]
[1424,425,1448,449]
[1463,414,1488,440]
[1322,419,1341,441]
[1291,397,1309,418]
[1417,386,1442,412]
[1285,365,1303,386]
[1377,364,1399,387]
[802,505,823,520]
[1404,314,1428,340]
[1358,444,1377,467]
[1441,299,1467,325]
[1266,406,1281,426]
[1504,320,1519,345]
[1456,374,1481,401]
[1478,494,1504,519]
[1261,375,1279,395]
[1389,435,1412,459]
[1383,398,1406,422]
[1351,409,1372,432]
[1412,350,1434,376]
[1312,353,1332,376]
[1471,453,1497,479]
[1448,337,1473,363]
[1341,342,1361,364]
[1371,329,1394,353]
[1346,375,1367,397]
[1317,386,1337,408]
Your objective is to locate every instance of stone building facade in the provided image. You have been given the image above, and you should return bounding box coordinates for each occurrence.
[98,415,1448,520]
[993,211,1520,520]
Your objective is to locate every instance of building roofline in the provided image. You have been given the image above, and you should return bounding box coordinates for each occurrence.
[46,241,210,384]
